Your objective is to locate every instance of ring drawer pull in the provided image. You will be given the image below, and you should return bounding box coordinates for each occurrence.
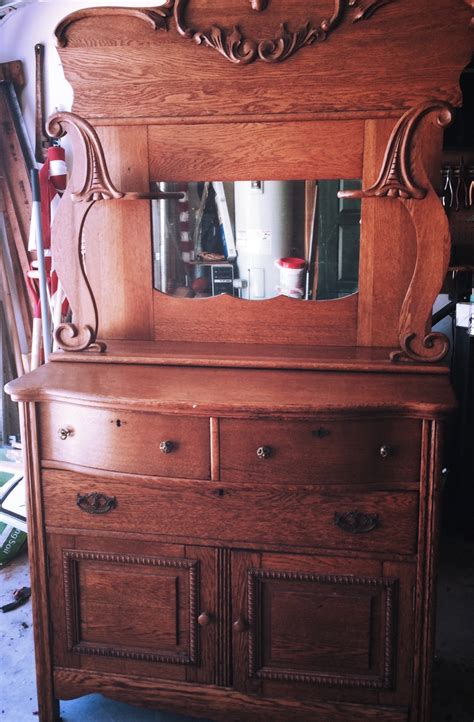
[379,444,392,458]
[58,427,72,440]
[334,511,379,534]
[256,445,272,459]
[160,440,174,454]
[76,492,117,515]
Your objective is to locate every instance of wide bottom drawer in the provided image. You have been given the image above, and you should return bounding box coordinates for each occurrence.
[42,470,419,555]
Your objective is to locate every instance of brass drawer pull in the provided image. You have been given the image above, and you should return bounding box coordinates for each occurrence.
[58,427,72,440]
[379,444,392,458]
[159,440,174,454]
[198,611,212,627]
[233,616,248,633]
[256,445,272,459]
[76,492,117,515]
[334,511,379,534]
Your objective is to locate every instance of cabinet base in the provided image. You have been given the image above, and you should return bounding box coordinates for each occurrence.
[54,668,409,722]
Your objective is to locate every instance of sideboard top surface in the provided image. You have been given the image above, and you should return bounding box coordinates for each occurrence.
[6,362,456,418]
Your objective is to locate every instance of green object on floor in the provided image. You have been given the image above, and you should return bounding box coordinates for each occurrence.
[0,469,27,567]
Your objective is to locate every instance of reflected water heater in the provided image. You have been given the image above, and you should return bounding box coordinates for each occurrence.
[235,181,293,299]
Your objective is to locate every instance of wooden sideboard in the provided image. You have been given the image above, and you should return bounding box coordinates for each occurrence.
[7,361,455,722]
[4,1,473,721]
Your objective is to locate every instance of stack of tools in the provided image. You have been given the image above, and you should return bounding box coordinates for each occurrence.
[441,159,474,267]
[0,58,69,377]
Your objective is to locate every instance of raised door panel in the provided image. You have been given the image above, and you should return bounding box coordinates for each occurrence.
[232,551,415,707]
[47,534,215,683]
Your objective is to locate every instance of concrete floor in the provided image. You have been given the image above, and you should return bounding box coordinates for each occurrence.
[0,535,473,722]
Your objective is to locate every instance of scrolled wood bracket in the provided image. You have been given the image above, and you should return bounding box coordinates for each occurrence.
[47,113,124,203]
[55,3,174,48]
[339,102,453,200]
[45,113,109,353]
[173,0,395,65]
[46,112,182,354]
[339,101,454,364]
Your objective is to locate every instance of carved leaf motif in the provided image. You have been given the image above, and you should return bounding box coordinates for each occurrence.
[349,0,394,22]
[258,22,323,63]
[173,0,396,65]
[339,102,453,200]
[47,113,124,203]
[194,24,257,64]
[390,332,450,364]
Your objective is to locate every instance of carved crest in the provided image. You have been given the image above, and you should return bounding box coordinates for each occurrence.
[173,0,396,64]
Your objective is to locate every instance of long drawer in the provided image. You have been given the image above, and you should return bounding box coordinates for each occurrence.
[220,418,422,484]
[39,403,211,479]
[42,470,419,555]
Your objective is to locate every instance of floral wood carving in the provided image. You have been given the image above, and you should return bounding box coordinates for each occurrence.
[339,101,453,364]
[339,102,453,200]
[173,0,396,65]
[55,3,174,48]
[47,113,124,204]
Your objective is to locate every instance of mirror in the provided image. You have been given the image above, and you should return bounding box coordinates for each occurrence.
[151,180,361,301]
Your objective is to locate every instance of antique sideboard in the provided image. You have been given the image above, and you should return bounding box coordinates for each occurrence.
[5,2,473,721]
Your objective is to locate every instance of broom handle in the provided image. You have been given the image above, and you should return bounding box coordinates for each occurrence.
[31,169,51,362]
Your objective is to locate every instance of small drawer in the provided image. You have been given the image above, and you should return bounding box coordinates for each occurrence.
[220,418,422,484]
[39,402,210,479]
[42,470,419,556]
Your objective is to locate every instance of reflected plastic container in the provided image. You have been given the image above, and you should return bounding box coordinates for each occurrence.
[275,257,306,298]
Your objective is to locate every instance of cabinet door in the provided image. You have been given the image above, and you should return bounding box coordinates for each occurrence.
[232,550,415,705]
[47,534,216,684]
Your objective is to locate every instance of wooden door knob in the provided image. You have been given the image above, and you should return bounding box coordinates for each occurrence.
[159,440,174,454]
[233,616,248,633]
[198,611,212,627]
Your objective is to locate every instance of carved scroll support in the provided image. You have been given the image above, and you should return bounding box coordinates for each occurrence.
[173,0,396,65]
[339,101,453,364]
[55,3,174,48]
[46,112,182,354]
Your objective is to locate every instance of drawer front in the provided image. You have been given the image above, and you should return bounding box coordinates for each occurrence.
[220,418,422,484]
[43,470,419,555]
[39,403,210,479]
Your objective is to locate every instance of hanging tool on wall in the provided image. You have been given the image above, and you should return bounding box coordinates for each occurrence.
[34,43,49,164]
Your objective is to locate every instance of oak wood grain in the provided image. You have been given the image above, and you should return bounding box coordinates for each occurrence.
[53,667,409,721]
[5,363,456,418]
[39,402,210,479]
[219,417,422,485]
[56,0,472,121]
[153,291,358,347]
[48,340,450,373]
[42,470,419,556]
